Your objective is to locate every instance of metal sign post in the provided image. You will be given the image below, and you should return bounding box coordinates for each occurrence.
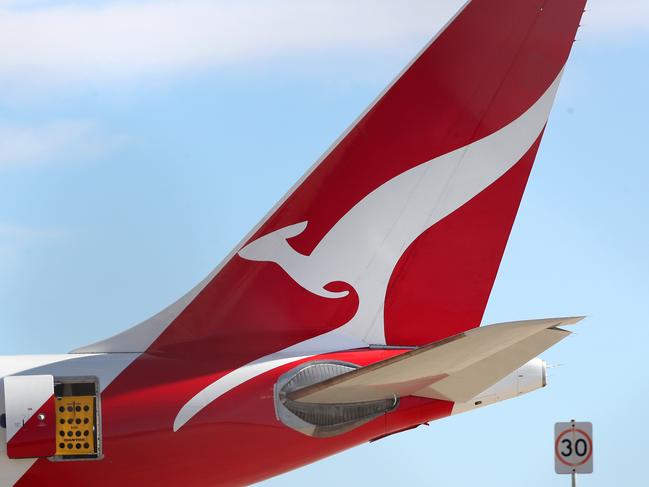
[554,420,593,485]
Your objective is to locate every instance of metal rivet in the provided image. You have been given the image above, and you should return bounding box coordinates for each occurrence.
[37,413,46,421]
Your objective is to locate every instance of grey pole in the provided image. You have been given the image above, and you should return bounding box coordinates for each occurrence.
[571,419,577,487]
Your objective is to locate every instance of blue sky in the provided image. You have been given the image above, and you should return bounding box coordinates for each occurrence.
[1,1,648,485]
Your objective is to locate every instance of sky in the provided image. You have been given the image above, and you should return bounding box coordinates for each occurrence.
[1,0,648,485]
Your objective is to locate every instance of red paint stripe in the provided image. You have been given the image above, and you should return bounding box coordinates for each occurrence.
[7,395,55,459]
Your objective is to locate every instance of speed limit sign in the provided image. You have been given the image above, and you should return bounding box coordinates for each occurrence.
[554,421,593,474]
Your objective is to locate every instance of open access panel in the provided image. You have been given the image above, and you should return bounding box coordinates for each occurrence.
[53,377,102,460]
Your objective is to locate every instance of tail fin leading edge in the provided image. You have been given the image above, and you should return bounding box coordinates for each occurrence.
[75,0,587,356]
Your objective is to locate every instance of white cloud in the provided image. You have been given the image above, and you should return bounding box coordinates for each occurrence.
[0,0,465,84]
[0,223,66,273]
[582,0,649,38]
[0,222,63,241]
[0,120,121,169]
[0,0,645,87]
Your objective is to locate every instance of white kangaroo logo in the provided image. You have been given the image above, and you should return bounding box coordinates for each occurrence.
[173,72,563,432]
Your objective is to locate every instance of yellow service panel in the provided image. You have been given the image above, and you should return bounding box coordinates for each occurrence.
[55,396,96,456]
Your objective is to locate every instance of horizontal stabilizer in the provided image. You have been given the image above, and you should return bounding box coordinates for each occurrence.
[288,317,583,405]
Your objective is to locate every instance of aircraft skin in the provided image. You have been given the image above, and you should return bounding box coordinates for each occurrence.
[0,1,586,485]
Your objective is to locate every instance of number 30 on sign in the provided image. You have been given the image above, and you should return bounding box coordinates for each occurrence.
[554,421,593,474]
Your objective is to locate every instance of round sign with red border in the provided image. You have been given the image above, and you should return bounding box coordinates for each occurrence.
[554,421,593,474]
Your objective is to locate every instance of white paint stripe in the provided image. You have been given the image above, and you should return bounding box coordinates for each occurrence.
[173,355,310,432]
[173,330,366,431]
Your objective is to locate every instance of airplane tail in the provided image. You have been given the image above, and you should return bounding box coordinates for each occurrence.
[75,0,586,357]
